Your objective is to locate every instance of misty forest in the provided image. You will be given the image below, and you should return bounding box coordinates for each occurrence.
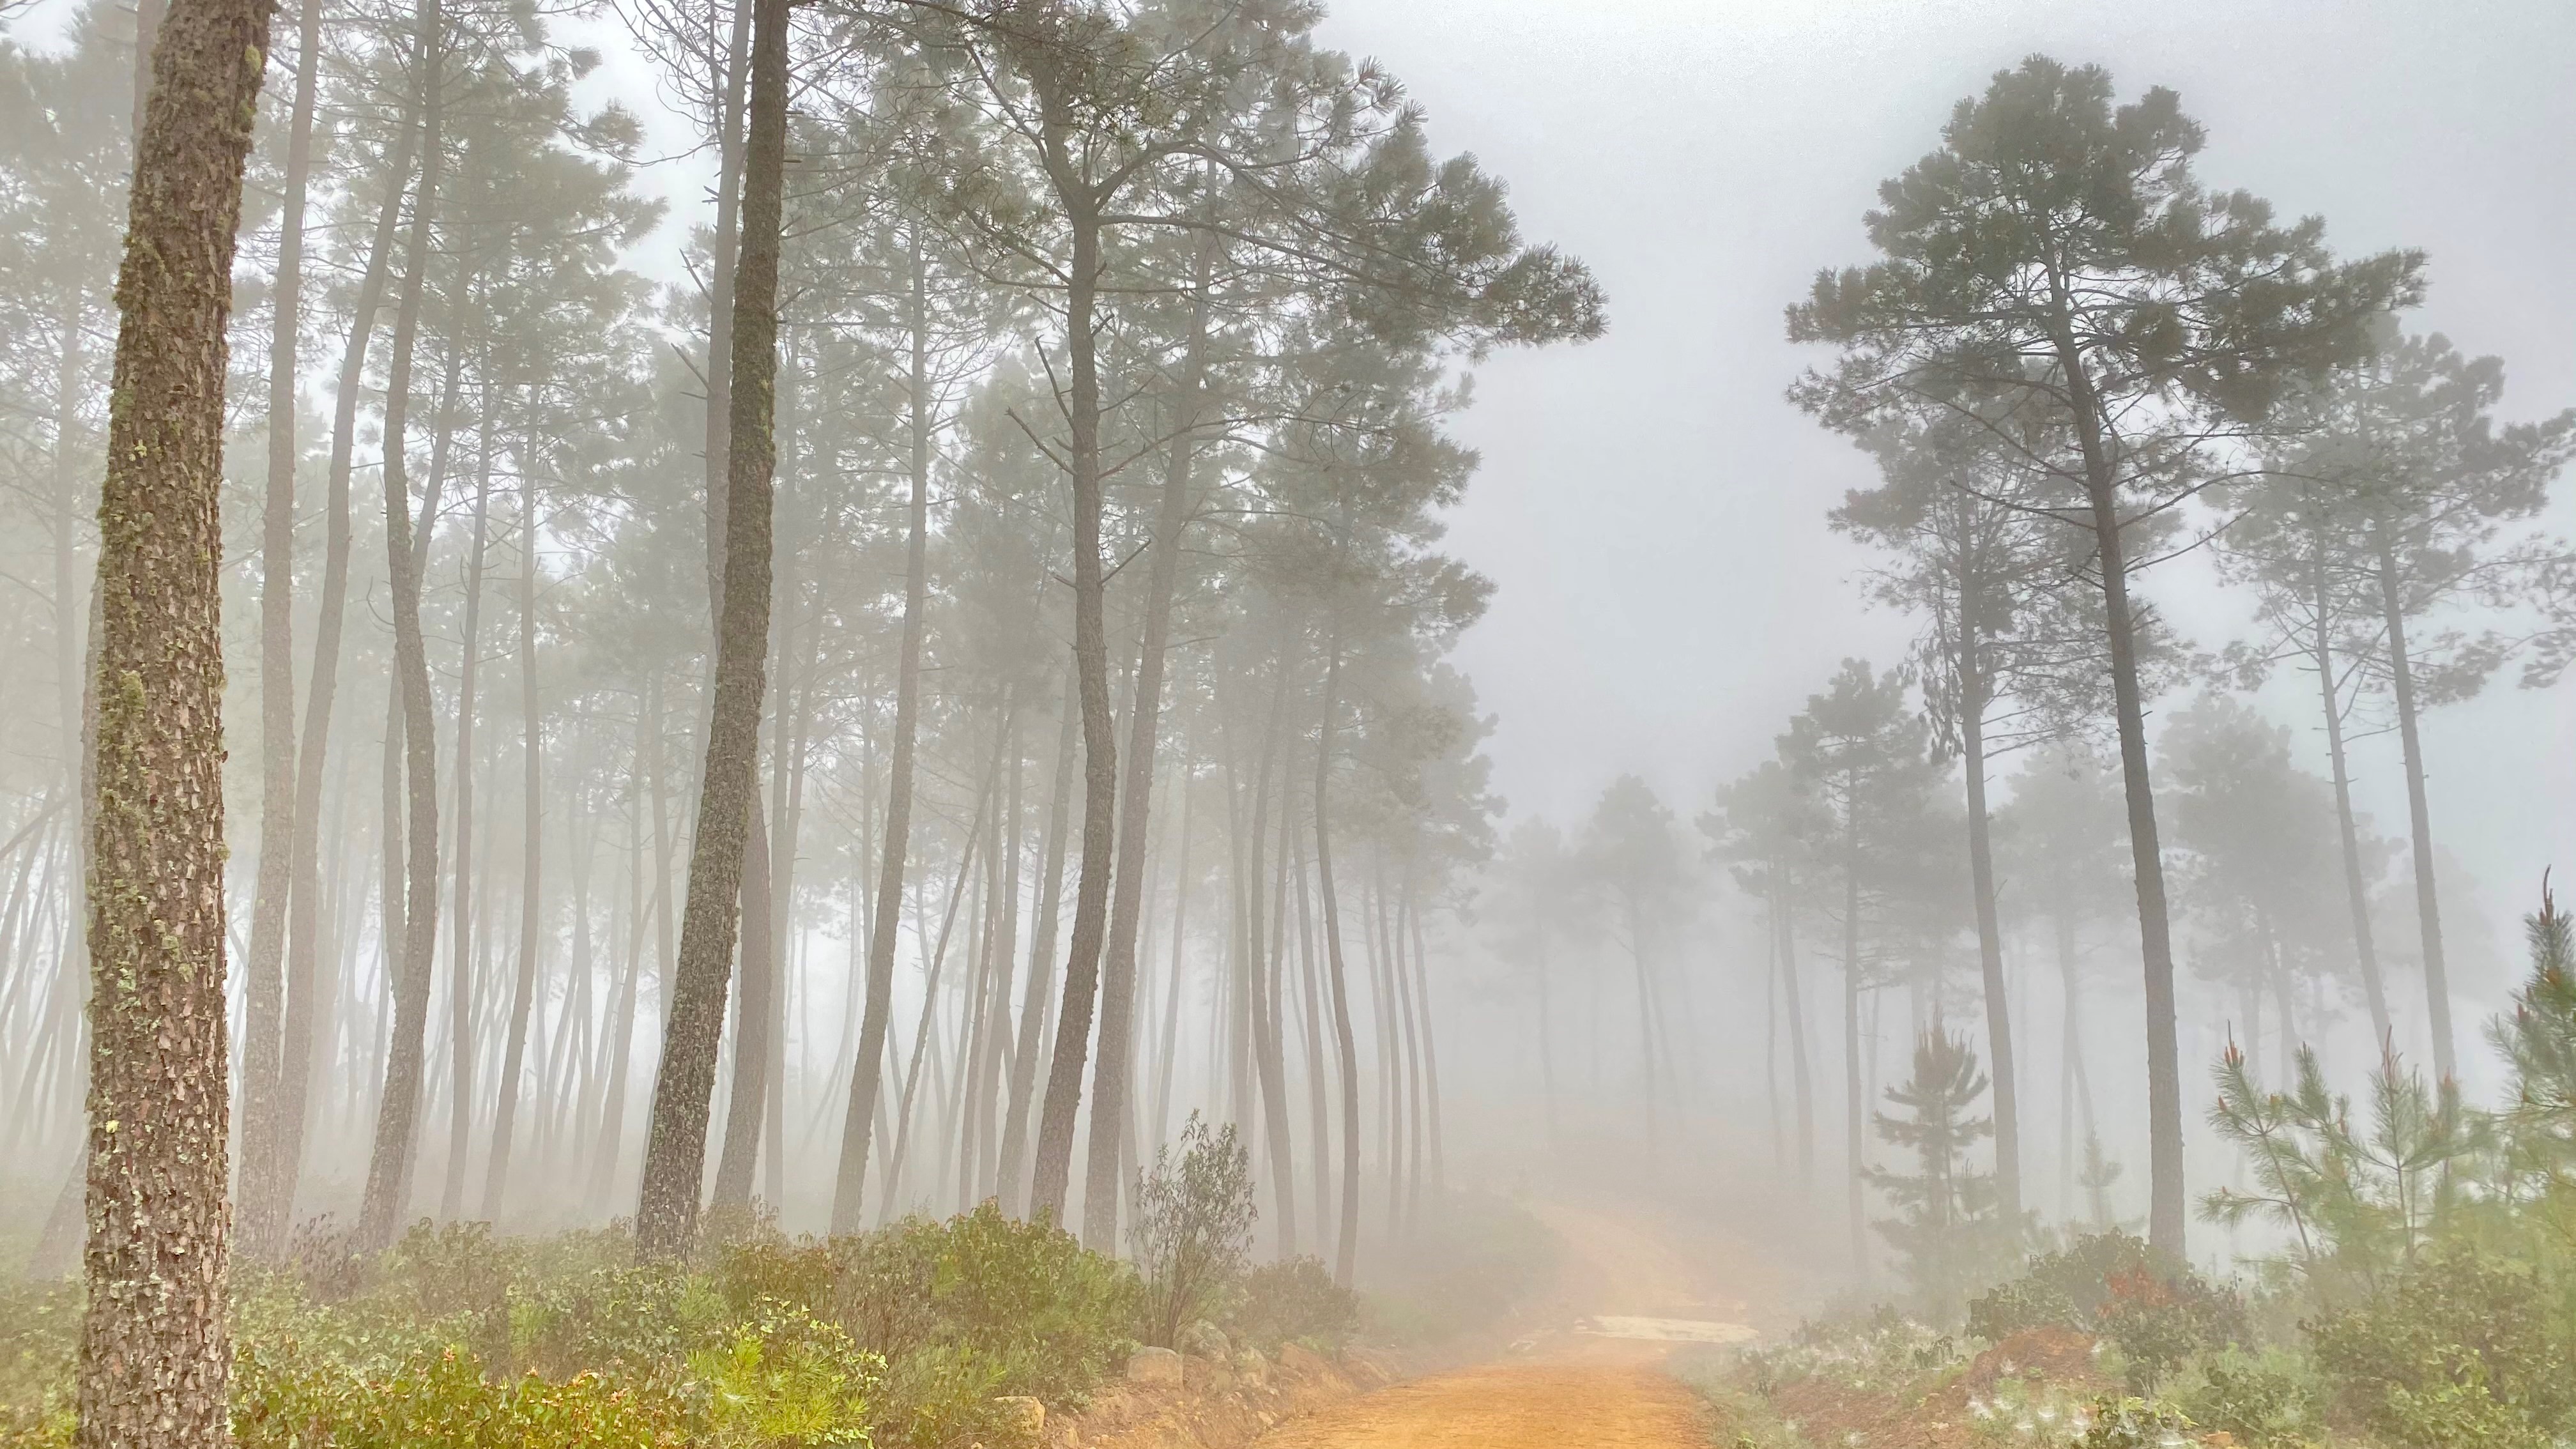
[4,1,2576,1446]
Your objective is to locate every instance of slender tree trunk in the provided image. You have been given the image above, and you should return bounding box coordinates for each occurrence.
[1955,661,2020,1222]
[1312,634,1362,1288]
[634,0,787,1256]
[2373,537,2455,1080]
[1841,781,1866,1280]
[2312,553,2391,1047]
[278,96,418,1238]
[972,714,1025,1203]
[700,0,753,593]
[590,674,660,1209]
[482,434,544,1218]
[1031,179,1117,1225]
[1000,686,1077,1215]
[2056,327,2187,1257]
[1081,224,1216,1250]
[77,0,273,1427]
[439,399,496,1221]
[1777,867,1815,1191]
[236,0,321,1259]
[832,235,935,1234]
[1406,883,1444,1199]
[357,6,450,1248]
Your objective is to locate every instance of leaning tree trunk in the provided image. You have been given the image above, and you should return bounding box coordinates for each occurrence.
[1030,185,1117,1227]
[2057,332,2186,1258]
[357,5,450,1250]
[77,0,273,1432]
[831,235,933,1234]
[2374,535,2455,1080]
[236,0,320,1261]
[633,0,787,1257]
[1954,652,2021,1222]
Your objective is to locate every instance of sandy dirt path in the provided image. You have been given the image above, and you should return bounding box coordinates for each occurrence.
[1245,1361,1708,1449]
[1245,1197,1791,1448]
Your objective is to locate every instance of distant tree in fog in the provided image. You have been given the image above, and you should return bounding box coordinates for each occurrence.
[1790,54,2425,1255]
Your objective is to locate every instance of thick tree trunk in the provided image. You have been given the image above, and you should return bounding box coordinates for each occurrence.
[1955,663,2021,1222]
[2312,551,2391,1046]
[236,0,320,1260]
[357,6,450,1250]
[634,0,786,1256]
[77,0,273,1430]
[2374,537,2454,1080]
[712,792,774,1206]
[832,237,935,1233]
[481,443,544,1218]
[1031,187,1117,1226]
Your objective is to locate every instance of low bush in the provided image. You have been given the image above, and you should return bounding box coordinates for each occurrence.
[1225,1256,1358,1350]
[1963,1231,2242,1392]
[2176,1347,2318,1449]
[2306,1249,2572,1449]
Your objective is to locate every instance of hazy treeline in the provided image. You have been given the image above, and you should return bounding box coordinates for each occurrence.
[0,0,1603,1289]
[1465,57,2576,1282]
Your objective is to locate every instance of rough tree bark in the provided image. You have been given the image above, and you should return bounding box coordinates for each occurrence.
[77,0,274,1433]
[634,0,786,1257]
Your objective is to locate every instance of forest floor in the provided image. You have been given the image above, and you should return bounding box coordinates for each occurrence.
[1243,1197,1805,1449]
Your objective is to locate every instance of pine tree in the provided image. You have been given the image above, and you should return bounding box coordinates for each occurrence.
[1867,1027,2011,1324]
[77,0,277,1435]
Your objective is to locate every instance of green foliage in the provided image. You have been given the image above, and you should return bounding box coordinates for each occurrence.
[1963,1232,2244,1393]
[1129,1114,1257,1349]
[2068,1395,2195,1449]
[688,1303,879,1448]
[2306,1250,2572,1449]
[2492,879,2576,1188]
[231,1344,690,1449]
[1225,1257,1360,1350]
[2200,1039,2485,1303]
[2176,1347,2318,1449]
[1742,1304,1958,1395]
[1867,1028,2019,1324]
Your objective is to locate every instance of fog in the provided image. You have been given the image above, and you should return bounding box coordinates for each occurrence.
[5,3,2576,1432]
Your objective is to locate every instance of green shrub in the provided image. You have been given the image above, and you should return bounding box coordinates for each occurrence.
[689,1302,878,1448]
[2070,1395,2194,1449]
[2307,1250,2572,1448]
[1129,1115,1255,1349]
[2177,1347,2318,1449]
[1963,1230,2243,1389]
[233,1344,689,1449]
[1226,1257,1358,1350]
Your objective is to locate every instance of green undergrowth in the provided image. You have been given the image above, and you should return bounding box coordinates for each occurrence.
[1,1192,1378,1449]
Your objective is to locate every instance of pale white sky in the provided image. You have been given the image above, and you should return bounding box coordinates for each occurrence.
[1300,0,2576,1000]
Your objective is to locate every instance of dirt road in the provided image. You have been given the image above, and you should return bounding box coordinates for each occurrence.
[1246,1198,1789,1448]
[1247,1361,1708,1449]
